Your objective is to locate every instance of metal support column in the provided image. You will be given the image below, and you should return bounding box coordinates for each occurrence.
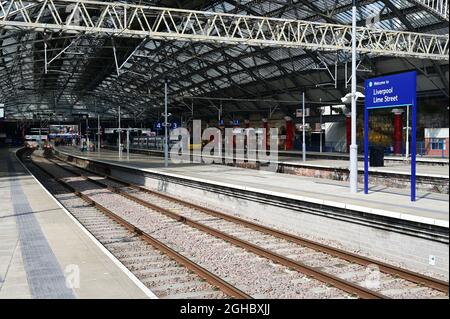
[411,98,417,202]
[349,0,359,193]
[118,104,122,159]
[164,81,169,168]
[302,92,306,162]
[126,129,130,160]
[85,116,89,151]
[364,105,369,194]
[319,98,323,153]
[98,114,101,153]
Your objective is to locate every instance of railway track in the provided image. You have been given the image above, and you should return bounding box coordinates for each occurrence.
[46,152,449,299]
[26,152,356,299]
[19,149,249,299]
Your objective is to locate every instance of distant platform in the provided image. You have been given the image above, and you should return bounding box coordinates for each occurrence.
[277,150,449,166]
[103,146,449,179]
[56,146,449,229]
[0,148,153,299]
[97,145,449,196]
[113,146,449,166]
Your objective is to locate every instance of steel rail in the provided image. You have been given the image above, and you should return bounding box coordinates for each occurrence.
[52,155,449,295]
[49,157,388,299]
[25,152,251,300]
[111,172,450,293]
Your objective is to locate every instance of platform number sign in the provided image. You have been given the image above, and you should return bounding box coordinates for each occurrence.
[0,104,4,119]
[364,71,417,202]
[154,122,162,131]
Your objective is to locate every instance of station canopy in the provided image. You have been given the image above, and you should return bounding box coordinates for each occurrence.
[0,0,448,121]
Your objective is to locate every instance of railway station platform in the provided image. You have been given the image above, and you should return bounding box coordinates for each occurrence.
[273,150,449,166]
[0,148,154,299]
[101,146,449,193]
[126,147,450,168]
[52,146,450,277]
[56,146,449,228]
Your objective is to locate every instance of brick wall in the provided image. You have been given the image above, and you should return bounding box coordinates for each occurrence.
[424,138,449,157]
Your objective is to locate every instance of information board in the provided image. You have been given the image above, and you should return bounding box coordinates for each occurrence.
[364,71,417,201]
[365,71,417,110]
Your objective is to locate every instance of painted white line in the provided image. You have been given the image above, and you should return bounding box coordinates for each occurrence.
[370,208,402,220]
[15,149,158,300]
[435,219,450,228]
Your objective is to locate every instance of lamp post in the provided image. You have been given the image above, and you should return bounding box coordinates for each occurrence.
[85,115,89,151]
[98,114,101,153]
[349,0,358,193]
[302,92,306,162]
[164,80,169,168]
[118,104,122,159]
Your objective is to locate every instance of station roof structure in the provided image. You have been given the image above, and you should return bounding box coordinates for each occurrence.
[0,0,448,122]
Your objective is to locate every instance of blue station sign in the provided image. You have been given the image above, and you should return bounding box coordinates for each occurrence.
[363,70,418,202]
[365,71,417,110]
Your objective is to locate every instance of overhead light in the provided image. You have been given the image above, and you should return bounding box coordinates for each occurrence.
[341,92,365,104]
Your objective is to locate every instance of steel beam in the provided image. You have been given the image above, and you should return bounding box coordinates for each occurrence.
[0,0,448,60]
[409,0,449,21]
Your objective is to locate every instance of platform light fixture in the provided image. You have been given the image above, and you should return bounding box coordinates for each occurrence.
[341,92,365,104]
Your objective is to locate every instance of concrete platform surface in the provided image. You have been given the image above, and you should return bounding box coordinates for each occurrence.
[277,150,449,164]
[0,148,153,299]
[57,146,449,228]
[280,157,449,178]
[107,146,449,178]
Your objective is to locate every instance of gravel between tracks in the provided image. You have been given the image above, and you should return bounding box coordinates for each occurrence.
[34,154,354,299]
[25,154,227,299]
[56,157,448,299]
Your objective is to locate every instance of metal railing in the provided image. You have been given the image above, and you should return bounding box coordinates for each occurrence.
[417,140,448,158]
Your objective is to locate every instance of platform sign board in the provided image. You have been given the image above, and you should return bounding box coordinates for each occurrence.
[364,71,417,201]
[49,125,78,135]
[365,71,417,110]
[0,103,4,119]
[296,108,310,118]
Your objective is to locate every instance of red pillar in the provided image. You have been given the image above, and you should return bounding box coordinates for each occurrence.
[392,109,404,154]
[346,114,351,153]
[285,116,293,151]
[262,118,269,149]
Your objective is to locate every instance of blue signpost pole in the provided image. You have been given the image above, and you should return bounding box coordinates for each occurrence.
[364,106,369,194]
